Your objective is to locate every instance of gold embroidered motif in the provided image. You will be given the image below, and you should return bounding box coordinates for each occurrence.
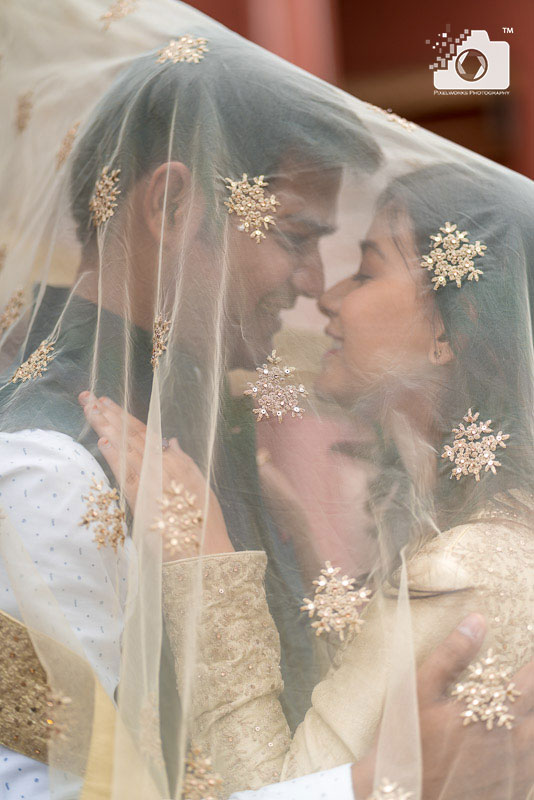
[301,561,372,641]
[224,174,279,244]
[56,122,80,170]
[182,744,222,800]
[364,101,416,131]
[422,222,486,290]
[151,481,203,560]
[156,35,209,65]
[151,313,171,370]
[244,350,308,422]
[16,91,33,133]
[79,477,126,552]
[89,166,121,227]
[367,779,413,800]
[100,0,137,30]
[451,648,521,730]
[0,288,24,335]
[10,337,55,383]
[441,408,510,481]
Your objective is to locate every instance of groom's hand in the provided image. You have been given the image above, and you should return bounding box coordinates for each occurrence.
[352,613,534,799]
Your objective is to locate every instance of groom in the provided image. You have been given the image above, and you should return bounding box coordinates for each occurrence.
[1,41,534,800]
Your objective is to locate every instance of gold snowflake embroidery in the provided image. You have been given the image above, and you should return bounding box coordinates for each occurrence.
[100,0,138,30]
[151,481,203,560]
[441,408,510,482]
[368,779,413,800]
[364,101,416,131]
[56,122,80,170]
[156,35,209,65]
[182,744,222,800]
[224,174,279,244]
[10,337,55,383]
[16,91,33,133]
[244,350,308,422]
[80,478,126,552]
[422,222,486,290]
[451,649,521,730]
[301,561,372,641]
[151,314,171,369]
[89,166,121,227]
[0,288,24,334]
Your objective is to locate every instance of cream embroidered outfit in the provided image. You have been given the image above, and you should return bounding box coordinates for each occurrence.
[162,497,534,795]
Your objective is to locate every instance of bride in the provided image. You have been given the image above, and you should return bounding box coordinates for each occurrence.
[83,160,534,799]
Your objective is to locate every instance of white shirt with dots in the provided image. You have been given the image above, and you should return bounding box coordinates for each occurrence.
[0,429,355,800]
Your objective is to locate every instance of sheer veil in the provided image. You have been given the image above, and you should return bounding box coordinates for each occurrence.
[0,2,533,798]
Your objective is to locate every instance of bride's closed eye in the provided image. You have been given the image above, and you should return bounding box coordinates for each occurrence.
[352,272,371,283]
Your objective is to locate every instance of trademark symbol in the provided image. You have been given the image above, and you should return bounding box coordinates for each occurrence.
[502,27,514,33]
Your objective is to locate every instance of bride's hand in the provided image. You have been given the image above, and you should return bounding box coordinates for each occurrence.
[78,391,234,559]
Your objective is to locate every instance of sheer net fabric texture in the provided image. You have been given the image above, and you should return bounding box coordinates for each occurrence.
[0,1,533,798]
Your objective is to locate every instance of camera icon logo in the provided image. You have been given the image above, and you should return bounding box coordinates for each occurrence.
[433,30,509,90]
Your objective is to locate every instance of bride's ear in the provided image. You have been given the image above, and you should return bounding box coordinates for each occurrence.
[428,318,454,365]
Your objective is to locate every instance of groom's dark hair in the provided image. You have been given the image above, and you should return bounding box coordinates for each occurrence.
[70,27,382,245]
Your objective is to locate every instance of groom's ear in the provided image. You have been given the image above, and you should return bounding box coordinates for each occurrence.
[142,161,203,245]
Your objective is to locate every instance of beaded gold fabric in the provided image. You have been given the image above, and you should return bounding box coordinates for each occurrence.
[224,174,279,244]
[162,552,290,795]
[10,337,55,383]
[151,313,171,370]
[89,166,121,227]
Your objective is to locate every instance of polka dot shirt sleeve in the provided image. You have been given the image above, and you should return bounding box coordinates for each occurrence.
[228,763,356,800]
[0,428,133,799]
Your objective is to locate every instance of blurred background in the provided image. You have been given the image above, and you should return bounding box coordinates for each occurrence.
[186,0,533,179]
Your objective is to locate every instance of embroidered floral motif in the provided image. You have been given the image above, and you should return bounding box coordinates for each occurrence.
[56,122,80,170]
[451,648,521,730]
[368,779,413,800]
[0,288,24,335]
[364,101,416,131]
[16,91,33,133]
[244,350,308,422]
[79,477,126,552]
[422,222,486,290]
[182,744,222,800]
[151,313,171,370]
[151,481,203,560]
[89,166,121,227]
[224,174,279,244]
[301,561,372,641]
[10,337,55,383]
[100,0,137,30]
[441,408,510,482]
[156,35,209,65]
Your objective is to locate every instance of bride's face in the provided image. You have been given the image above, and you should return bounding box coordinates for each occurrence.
[316,204,441,403]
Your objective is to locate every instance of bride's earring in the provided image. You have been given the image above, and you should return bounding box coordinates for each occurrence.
[429,336,453,365]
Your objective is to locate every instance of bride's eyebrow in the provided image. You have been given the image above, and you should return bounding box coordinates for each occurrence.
[360,239,385,260]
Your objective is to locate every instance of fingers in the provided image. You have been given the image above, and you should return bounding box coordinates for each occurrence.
[417,613,487,704]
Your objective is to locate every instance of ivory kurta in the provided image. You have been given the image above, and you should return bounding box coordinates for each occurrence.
[162,498,534,796]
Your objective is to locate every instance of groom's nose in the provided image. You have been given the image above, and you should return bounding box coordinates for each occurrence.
[290,254,325,299]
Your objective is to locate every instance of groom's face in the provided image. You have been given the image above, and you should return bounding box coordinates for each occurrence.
[225,162,341,369]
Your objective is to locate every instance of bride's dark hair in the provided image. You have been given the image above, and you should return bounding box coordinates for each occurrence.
[365,163,534,575]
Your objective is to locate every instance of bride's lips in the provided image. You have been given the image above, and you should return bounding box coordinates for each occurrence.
[324,327,343,358]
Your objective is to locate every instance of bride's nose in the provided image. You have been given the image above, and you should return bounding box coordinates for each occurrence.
[317,278,351,319]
